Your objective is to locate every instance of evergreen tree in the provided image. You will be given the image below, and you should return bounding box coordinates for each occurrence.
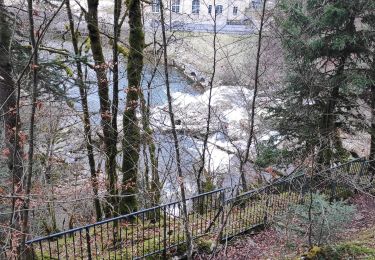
[361,7,375,173]
[273,0,373,166]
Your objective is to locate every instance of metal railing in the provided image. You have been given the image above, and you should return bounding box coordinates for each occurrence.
[25,158,373,259]
[26,189,226,259]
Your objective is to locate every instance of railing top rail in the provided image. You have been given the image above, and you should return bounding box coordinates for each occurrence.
[232,158,368,201]
[366,159,375,165]
[230,171,307,201]
[318,157,366,174]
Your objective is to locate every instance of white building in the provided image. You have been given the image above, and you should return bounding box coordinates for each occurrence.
[144,0,265,32]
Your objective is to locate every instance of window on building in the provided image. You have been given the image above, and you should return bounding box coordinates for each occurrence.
[208,5,212,14]
[172,0,180,13]
[252,0,262,9]
[192,0,200,14]
[152,0,160,13]
[215,5,223,15]
[233,6,238,15]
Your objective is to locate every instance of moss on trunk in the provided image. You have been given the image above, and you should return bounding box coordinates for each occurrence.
[86,0,117,216]
[120,0,145,214]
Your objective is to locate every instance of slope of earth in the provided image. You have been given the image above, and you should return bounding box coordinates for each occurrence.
[197,193,375,260]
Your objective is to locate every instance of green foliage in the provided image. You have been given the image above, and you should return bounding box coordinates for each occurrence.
[331,243,375,258]
[83,37,91,53]
[195,237,214,253]
[272,0,375,163]
[319,4,348,28]
[117,43,129,57]
[303,246,323,260]
[202,178,215,192]
[255,142,291,168]
[55,60,74,77]
[276,193,355,245]
[304,243,375,260]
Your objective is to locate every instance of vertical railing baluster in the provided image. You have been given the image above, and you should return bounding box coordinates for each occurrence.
[173,204,176,245]
[252,199,256,225]
[169,205,172,245]
[64,233,68,259]
[93,225,98,259]
[245,196,250,229]
[79,230,83,259]
[100,224,104,257]
[153,209,156,254]
[221,190,226,240]
[48,240,52,259]
[106,222,110,259]
[119,220,123,260]
[113,220,117,260]
[56,236,60,260]
[190,198,194,238]
[131,218,134,259]
[29,244,35,260]
[163,206,167,259]
[136,213,139,258]
[357,159,366,184]
[86,227,92,260]
[125,218,128,258]
[72,231,76,258]
[200,195,204,235]
[158,208,161,253]
[205,194,208,232]
[142,212,145,258]
[208,194,213,231]
[39,241,43,259]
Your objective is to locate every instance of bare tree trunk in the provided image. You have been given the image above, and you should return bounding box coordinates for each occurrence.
[42,118,60,234]
[110,0,121,215]
[141,52,162,209]
[86,0,118,217]
[0,1,23,256]
[120,0,144,214]
[369,84,375,178]
[197,7,217,195]
[140,88,160,207]
[66,0,102,221]
[239,0,267,192]
[20,0,39,257]
[159,2,193,258]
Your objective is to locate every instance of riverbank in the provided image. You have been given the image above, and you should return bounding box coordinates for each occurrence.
[144,31,260,89]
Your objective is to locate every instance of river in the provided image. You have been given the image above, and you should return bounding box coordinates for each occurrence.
[67,64,199,114]
[64,61,203,203]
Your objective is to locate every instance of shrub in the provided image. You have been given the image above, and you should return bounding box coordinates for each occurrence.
[276,193,355,246]
[255,143,290,168]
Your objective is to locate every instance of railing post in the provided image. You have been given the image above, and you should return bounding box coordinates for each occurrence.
[220,189,226,241]
[300,175,309,204]
[220,189,225,218]
[163,207,167,259]
[264,188,269,226]
[354,159,366,186]
[359,159,366,177]
[85,227,92,260]
[330,179,337,201]
[221,189,226,212]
